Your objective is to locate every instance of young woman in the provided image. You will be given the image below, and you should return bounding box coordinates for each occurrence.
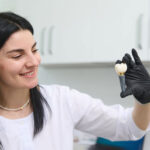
[0,12,150,150]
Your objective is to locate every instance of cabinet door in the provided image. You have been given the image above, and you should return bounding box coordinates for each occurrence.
[41,0,95,64]
[91,0,149,62]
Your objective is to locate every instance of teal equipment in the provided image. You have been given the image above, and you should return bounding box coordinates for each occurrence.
[96,136,145,150]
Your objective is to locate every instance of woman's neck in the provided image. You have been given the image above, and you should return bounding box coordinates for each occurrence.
[0,87,30,109]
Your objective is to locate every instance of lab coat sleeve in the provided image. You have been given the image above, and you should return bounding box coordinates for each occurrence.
[64,86,146,141]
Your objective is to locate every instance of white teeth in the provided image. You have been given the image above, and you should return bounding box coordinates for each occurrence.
[23,72,34,76]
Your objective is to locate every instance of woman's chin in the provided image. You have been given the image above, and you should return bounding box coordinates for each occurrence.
[25,81,38,89]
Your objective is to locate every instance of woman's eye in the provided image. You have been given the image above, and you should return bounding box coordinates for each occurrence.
[32,49,38,53]
[11,49,39,59]
[12,55,21,59]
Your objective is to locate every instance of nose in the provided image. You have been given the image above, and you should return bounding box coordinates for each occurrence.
[25,53,40,67]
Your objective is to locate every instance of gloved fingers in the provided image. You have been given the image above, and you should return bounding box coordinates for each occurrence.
[132,86,145,103]
[122,53,134,68]
[120,88,132,98]
[132,84,150,104]
[132,49,143,65]
[115,60,122,64]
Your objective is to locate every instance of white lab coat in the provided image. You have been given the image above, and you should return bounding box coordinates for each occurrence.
[0,84,146,150]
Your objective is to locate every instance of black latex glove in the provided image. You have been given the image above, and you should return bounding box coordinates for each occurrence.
[117,49,150,104]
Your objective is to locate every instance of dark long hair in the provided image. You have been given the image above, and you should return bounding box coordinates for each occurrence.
[0,12,50,148]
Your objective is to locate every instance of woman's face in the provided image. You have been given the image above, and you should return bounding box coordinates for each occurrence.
[0,30,41,89]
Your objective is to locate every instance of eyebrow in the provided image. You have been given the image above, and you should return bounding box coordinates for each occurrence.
[6,42,37,54]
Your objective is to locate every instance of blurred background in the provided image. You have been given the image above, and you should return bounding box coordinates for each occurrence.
[0,0,150,149]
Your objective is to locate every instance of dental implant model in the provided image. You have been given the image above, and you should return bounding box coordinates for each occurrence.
[115,63,127,92]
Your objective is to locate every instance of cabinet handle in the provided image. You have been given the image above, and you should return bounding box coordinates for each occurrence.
[40,27,46,55]
[47,26,55,55]
[137,14,143,50]
[137,14,149,51]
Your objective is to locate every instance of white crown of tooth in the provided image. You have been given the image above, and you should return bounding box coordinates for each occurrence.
[115,63,127,75]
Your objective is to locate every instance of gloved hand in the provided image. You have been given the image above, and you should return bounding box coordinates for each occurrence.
[118,49,150,104]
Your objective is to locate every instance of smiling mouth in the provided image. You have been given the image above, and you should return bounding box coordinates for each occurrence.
[20,72,34,76]
[19,71,36,78]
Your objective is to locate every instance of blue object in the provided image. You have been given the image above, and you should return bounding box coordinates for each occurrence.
[96,136,145,150]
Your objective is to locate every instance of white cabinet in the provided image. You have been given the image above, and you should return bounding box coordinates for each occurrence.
[15,0,150,65]
[0,0,17,11]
